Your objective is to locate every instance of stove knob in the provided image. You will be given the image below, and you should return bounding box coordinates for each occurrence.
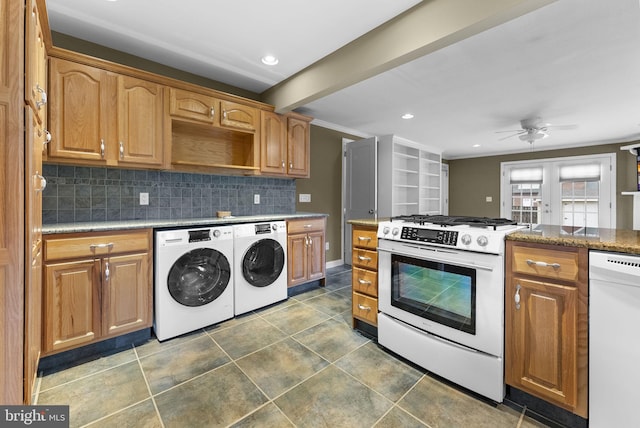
[392,227,400,236]
[477,235,489,247]
[212,229,221,238]
[272,224,278,231]
[382,226,390,235]
[461,234,472,246]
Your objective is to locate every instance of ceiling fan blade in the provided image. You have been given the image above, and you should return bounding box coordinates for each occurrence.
[545,124,578,130]
[495,129,525,134]
[498,132,524,141]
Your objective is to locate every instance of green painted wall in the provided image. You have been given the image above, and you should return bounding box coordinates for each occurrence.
[448,142,639,229]
[295,126,361,263]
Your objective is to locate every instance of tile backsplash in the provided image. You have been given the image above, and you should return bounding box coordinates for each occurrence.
[42,164,296,224]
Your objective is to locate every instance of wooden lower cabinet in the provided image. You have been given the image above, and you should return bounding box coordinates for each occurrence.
[42,229,152,355]
[350,224,379,327]
[286,217,326,287]
[505,240,588,418]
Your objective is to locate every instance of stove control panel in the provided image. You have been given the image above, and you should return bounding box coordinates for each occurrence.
[400,227,458,246]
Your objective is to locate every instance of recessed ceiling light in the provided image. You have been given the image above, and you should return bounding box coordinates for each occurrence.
[261,55,279,66]
[473,144,481,148]
[401,113,414,120]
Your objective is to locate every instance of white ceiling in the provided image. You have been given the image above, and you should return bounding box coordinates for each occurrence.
[46,0,640,159]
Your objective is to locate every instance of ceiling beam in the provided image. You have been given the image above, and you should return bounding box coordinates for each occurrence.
[261,0,556,113]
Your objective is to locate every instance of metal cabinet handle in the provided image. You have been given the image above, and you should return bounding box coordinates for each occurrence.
[515,283,521,310]
[210,107,215,117]
[357,278,372,285]
[303,224,312,228]
[358,255,372,261]
[223,110,227,119]
[119,141,124,159]
[100,139,105,158]
[289,161,293,169]
[281,161,285,169]
[357,236,372,241]
[104,261,110,283]
[35,84,47,108]
[89,243,114,250]
[35,174,47,192]
[526,259,561,269]
[357,304,371,311]
[308,237,312,247]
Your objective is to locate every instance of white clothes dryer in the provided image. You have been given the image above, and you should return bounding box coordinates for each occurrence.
[154,226,234,341]
[233,221,287,315]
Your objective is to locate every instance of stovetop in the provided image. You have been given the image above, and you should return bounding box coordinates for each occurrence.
[390,214,518,230]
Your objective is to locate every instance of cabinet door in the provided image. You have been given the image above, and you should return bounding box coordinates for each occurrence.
[43,259,101,353]
[48,58,114,162]
[307,231,325,281]
[169,88,218,124]
[505,276,577,410]
[102,253,151,337]
[220,100,258,131]
[117,75,164,166]
[24,243,42,402]
[26,0,47,123]
[287,116,310,177]
[287,234,308,287]
[260,111,286,175]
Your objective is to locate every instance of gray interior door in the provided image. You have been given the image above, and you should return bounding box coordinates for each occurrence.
[344,137,377,264]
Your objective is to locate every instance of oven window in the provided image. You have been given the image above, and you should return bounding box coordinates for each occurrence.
[391,254,476,334]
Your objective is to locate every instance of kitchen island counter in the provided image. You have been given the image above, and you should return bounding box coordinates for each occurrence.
[43,213,328,235]
[347,217,389,228]
[507,225,640,255]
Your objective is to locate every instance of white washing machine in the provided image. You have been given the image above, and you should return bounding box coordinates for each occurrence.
[233,221,287,315]
[154,226,234,341]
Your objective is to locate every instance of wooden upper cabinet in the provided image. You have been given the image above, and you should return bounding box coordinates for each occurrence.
[48,58,114,162]
[287,115,310,177]
[260,110,287,175]
[220,100,258,131]
[169,88,218,125]
[117,75,164,166]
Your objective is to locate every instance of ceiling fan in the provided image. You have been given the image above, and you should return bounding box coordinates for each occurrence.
[496,117,577,144]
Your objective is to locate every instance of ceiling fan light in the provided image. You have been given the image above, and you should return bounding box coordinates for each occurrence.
[401,113,414,120]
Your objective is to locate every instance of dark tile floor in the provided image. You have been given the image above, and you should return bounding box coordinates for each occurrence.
[35,266,547,427]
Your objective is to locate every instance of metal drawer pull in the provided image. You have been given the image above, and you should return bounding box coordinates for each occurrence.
[515,283,521,310]
[358,279,372,285]
[357,255,372,261]
[357,304,371,311]
[90,243,114,250]
[526,259,561,269]
[35,174,47,192]
[119,141,124,159]
[210,107,215,117]
[303,224,312,228]
[100,139,105,158]
[104,261,110,282]
[357,236,372,241]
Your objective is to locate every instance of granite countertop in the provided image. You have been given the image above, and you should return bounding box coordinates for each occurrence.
[43,213,328,235]
[507,225,640,255]
[347,218,389,227]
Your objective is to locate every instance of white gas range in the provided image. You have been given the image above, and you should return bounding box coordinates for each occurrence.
[376,215,526,402]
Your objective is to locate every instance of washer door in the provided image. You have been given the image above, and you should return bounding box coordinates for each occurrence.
[167,248,231,307]
[241,238,285,288]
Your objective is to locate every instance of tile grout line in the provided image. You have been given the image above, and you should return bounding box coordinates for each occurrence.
[132,344,166,428]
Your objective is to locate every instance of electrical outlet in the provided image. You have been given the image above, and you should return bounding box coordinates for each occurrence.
[254,194,260,204]
[299,193,311,203]
[325,241,330,251]
[486,196,493,202]
[139,192,149,205]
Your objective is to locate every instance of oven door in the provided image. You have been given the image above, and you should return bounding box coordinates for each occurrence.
[378,240,504,357]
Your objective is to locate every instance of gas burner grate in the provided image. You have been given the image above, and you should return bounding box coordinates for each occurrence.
[390,214,517,230]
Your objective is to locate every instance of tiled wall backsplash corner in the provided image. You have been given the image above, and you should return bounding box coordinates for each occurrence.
[42,164,297,224]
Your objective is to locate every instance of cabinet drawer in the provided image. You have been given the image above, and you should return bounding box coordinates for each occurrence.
[352,228,378,250]
[44,230,150,261]
[353,292,378,325]
[352,248,378,270]
[510,244,580,282]
[287,218,325,234]
[352,267,377,297]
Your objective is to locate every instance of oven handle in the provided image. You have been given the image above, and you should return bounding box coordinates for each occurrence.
[377,247,495,272]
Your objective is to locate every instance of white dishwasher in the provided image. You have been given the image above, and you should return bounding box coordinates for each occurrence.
[589,250,640,427]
